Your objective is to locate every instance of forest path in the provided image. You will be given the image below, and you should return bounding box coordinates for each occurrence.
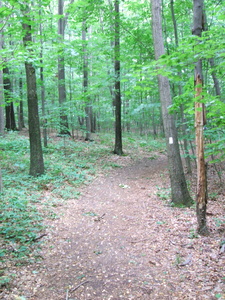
[4,154,224,300]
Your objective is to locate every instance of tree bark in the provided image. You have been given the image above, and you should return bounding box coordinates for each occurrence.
[192,0,208,235]
[0,0,4,136]
[3,67,17,131]
[170,0,192,174]
[40,17,48,147]
[0,66,4,135]
[202,11,221,97]
[18,77,25,130]
[151,0,192,206]
[113,0,123,155]
[22,16,44,176]
[58,0,70,135]
[82,21,92,141]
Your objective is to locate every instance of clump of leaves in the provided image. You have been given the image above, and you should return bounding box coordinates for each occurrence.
[156,186,171,201]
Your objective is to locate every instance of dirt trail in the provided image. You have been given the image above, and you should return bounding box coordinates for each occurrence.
[3,154,224,300]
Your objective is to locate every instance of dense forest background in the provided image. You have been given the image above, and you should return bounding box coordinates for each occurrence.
[0,0,224,149]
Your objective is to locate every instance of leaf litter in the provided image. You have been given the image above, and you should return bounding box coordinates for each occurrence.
[0,154,224,300]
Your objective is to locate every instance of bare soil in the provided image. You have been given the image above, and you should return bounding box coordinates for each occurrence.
[1,154,225,300]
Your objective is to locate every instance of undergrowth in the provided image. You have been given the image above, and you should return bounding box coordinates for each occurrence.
[0,131,165,285]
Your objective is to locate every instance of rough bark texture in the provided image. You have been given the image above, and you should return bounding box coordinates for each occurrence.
[151,0,192,206]
[22,21,44,176]
[193,0,208,235]
[195,76,208,235]
[113,0,123,155]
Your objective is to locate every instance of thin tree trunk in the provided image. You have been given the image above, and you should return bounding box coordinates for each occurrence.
[22,12,44,176]
[0,66,4,135]
[202,11,221,97]
[170,0,192,174]
[58,0,70,135]
[18,77,25,130]
[0,2,4,136]
[192,0,208,235]
[114,0,123,155]
[3,67,17,131]
[40,18,47,147]
[151,0,192,207]
[82,21,92,141]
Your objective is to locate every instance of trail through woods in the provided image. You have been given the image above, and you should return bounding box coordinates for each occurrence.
[1,154,225,300]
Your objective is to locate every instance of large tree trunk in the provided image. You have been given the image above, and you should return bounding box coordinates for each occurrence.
[151,0,192,207]
[113,0,123,155]
[22,17,44,176]
[192,0,208,235]
[58,0,70,135]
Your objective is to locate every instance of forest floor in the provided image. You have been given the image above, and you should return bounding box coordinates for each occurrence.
[1,144,225,300]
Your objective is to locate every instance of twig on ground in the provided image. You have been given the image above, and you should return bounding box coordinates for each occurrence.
[179,254,192,266]
[26,233,47,243]
[69,280,89,293]
[94,213,105,222]
[130,238,149,244]
[65,289,69,300]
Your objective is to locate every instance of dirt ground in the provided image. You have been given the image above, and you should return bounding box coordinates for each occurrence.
[1,154,225,300]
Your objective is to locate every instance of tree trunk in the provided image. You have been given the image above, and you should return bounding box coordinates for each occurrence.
[202,11,221,97]
[40,18,48,147]
[113,0,123,155]
[58,0,70,135]
[18,77,25,130]
[82,21,92,141]
[22,17,44,176]
[151,0,192,207]
[3,67,17,131]
[192,0,208,235]
[0,2,4,136]
[170,0,192,174]
[0,66,4,135]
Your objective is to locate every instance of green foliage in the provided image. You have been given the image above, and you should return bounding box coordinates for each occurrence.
[156,186,171,201]
[189,228,199,239]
